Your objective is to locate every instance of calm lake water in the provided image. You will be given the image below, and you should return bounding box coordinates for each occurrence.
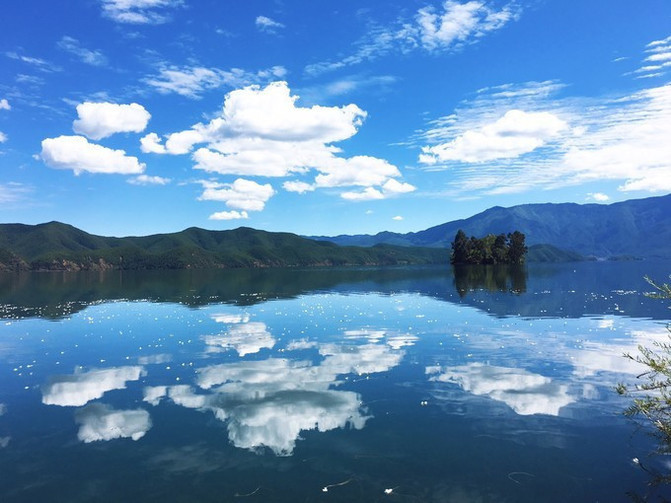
[1,261,670,502]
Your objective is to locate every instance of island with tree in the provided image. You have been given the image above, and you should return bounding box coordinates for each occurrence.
[450,230,528,265]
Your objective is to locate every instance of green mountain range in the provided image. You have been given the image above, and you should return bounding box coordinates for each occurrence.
[0,223,449,271]
[309,194,671,259]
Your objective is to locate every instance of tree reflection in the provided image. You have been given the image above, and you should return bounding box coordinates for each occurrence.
[452,264,527,298]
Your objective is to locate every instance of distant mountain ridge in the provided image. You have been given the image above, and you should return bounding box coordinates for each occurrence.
[309,194,671,259]
[0,223,448,271]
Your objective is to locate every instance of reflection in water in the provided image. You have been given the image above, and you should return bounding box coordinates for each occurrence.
[75,402,151,442]
[453,264,527,297]
[0,404,7,448]
[1,261,670,321]
[142,333,407,455]
[203,320,275,356]
[427,363,574,416]
[1,263,670,502]
[571,326,670,379]
[42,366,145,406]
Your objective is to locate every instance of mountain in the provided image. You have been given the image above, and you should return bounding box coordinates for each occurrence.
[309,194,671,259]
[0,223,448,271]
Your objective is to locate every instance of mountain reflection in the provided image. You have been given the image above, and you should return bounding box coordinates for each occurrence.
[1,261,669,321]
[427,363,574,416]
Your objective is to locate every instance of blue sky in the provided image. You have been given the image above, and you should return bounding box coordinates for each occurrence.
[1,0,670,237]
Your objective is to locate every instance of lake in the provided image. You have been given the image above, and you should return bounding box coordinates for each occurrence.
[1,261,670,502]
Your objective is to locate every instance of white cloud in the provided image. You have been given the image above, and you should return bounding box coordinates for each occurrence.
[382,178,416,194]
[203,322,276,356]
[631,35,671,79]
[73,102,151,140]
[100,0,182,24]
[6,51,61,72]
[144,64,287,99]
[75,403,151,442]
[282,180,315,194]
[0,182,31,204]
[199,178,275,212]
[149,81,413,206]
[140,132,166,153]
[58,36,107,66]
[341,187,384,201]
[416,73,671,195]
[305,1,520,75]
[427,363,574,416]
[41,135,145,175]
[42,366,145,407]
[209,210,248,220]
[392,215,403,221]
[586,192,609,202]
[417,0,518,52]
[127,174,171,185]
[256,15,284,33]
[0,132,6,143]
[340,177,416,201]
[0,99,10,110]
[420,109,568,164]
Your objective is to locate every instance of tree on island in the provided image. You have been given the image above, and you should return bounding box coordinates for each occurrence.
[450,230,528,265]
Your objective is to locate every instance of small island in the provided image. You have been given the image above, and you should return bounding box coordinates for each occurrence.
[450,229,528,265]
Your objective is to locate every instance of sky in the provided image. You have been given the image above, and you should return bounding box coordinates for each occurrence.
[0,0,670,237]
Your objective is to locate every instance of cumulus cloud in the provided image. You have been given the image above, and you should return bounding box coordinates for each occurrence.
[144,64,287,99]
[58,36,107,66]
[420,109,568,164]
[305,1,520,75]
[203,321,276,356]
[73,102,151,140]
[198,178,275,212]
[282,180,315,194]
[0,99,10,110]
[0,132,7,143]
[127,174,171,185]
[256,15,284,33]
[100,0,183,24]
[147,81,413,207]
[41,135,145,175]
[75,403,151,442]
[42,366,145,407]
[427,363,574,416]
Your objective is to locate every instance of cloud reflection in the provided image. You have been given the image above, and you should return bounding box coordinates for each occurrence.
[74,403,151,442]
[145,340,406,455]
[203,321,275,356]
[427,363,574,416]
[42,366,145,406]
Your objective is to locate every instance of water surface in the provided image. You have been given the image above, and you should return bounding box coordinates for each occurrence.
[1,262,670,502]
